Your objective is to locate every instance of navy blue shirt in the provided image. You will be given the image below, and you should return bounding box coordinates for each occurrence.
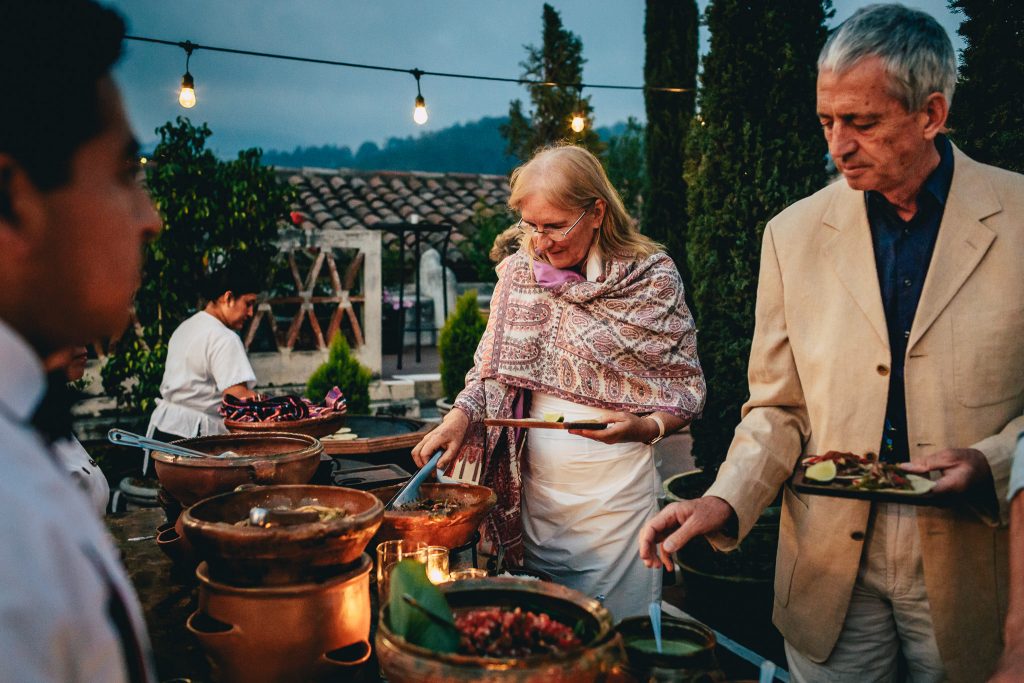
[866,135,954,462]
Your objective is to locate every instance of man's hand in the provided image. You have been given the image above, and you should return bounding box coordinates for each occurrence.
[638,496,735,571]
[900,447,993,495]
[411,408,470,470]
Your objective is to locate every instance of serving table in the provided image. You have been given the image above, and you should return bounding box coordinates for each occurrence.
[108,509,787,682]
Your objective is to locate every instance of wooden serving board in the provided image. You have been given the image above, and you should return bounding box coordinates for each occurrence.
[483,418,608,431]
[792,469,945,506]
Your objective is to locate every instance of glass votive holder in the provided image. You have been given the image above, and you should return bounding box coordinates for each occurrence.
[375,539,427,603]
[424,546,450,585]
[448,567,488,581]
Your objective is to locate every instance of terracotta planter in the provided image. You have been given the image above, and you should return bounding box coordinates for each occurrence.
[377,577,625,683]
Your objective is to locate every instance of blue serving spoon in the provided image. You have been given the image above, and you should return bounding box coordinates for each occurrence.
[385,449,444,510]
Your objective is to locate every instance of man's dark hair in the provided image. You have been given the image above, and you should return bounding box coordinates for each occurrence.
[0,0,126,191]
[201,262,264,302]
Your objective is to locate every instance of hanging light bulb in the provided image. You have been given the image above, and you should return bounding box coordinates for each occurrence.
[414,94,428,125]
[412,69,428,125]
[178,42,197,108]
[569,85,586,133]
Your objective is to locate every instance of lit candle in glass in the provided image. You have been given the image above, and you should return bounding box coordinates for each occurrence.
[424,546,449,585]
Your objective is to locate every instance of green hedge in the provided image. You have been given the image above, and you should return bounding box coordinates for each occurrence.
[438,291,487,403]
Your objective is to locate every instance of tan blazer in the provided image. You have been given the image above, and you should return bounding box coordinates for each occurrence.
[706,146,1024,682]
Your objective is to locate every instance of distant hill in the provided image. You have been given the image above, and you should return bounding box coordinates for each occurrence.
[262,116,630,174]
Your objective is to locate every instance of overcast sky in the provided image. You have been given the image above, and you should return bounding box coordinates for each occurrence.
[105,1,966,157]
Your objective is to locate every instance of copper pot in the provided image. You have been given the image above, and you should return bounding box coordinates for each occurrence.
[377,577,625,682]
[187,555,372,683]
[181,485,383,586]
[223,412,347,439]
[152,433,321,506]
[368,483,496,549]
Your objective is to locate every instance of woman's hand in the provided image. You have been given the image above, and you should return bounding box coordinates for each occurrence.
[566,410,659,445]
[412,408,471,470]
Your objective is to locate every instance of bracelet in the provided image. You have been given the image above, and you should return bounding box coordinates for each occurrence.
[644,414,667,445]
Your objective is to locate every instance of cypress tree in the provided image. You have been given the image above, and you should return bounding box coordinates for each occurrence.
[501,3,604,160]
[685,0,831,475]
[948,0,1024,173]
[642,0,698,289]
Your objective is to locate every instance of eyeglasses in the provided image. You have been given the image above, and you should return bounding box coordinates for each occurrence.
[516,204,592,241]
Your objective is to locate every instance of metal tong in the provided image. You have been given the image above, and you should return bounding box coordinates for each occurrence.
[107,428,236,459]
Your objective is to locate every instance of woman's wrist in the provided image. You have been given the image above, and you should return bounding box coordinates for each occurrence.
[642,414,666,445]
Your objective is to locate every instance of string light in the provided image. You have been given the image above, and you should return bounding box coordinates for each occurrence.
[412,69,428,125]
[125,35,693,118]
[570,85,586,133]
[178,41,196,108]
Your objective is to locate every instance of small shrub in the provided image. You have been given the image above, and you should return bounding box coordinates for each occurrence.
[438,290,487,403]
[306,334,372,413]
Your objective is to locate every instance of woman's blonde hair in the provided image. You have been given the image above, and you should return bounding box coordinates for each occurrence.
[508,143,661,261]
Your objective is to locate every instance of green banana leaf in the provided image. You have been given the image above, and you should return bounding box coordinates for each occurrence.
[387,559,460,653]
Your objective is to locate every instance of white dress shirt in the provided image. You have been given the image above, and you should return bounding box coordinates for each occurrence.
[0,318,154,682]
[53,436,110,516]
[148,310,256,438]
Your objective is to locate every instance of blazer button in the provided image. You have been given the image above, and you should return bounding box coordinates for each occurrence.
[850,531,865,541]
[876,364,890,376]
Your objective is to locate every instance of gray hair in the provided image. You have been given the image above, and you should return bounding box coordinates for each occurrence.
[818,3,957,111]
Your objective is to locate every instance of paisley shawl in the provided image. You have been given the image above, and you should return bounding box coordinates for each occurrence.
[450,249,705,564]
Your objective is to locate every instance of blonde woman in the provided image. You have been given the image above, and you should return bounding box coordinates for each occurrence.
[413,144,705,619]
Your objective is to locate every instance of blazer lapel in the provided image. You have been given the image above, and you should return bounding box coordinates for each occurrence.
[823,184,890,349]
[908,148,1000,350]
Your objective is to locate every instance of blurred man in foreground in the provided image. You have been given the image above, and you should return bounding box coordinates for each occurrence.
[0,1,161,680]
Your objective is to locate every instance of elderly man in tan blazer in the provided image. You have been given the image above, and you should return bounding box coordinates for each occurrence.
[640,5,1023,682]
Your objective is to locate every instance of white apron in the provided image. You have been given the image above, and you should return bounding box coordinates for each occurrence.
[522,391,661,621]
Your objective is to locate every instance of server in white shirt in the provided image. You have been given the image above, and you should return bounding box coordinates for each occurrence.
[0,2,162,680]
[147,263,260,441]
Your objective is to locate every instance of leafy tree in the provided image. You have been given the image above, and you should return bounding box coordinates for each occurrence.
[948,0,1024,173]
[643,0,699,287]
[438,291,487,403]
[456,203,517,283]
[101,117,293,412]
[501,3,604,160]
[685,0,831,475]
[306,334,372,413]
[604,117,647,219]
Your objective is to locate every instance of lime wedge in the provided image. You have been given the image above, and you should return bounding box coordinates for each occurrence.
[805,460,837,483]
[542,412,565,423]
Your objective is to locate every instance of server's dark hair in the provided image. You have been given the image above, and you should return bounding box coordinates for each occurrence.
[201,262,263,302]
[0,0,127,191]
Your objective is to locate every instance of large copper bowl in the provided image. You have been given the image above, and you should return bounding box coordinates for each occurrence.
[377,577,625,682]
[368,483,496,549]
[152,432,321,506]
[182,485,383,585]
[224,412,346,439]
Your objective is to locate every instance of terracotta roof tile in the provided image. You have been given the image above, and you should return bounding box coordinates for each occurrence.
[277,167,511,263]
